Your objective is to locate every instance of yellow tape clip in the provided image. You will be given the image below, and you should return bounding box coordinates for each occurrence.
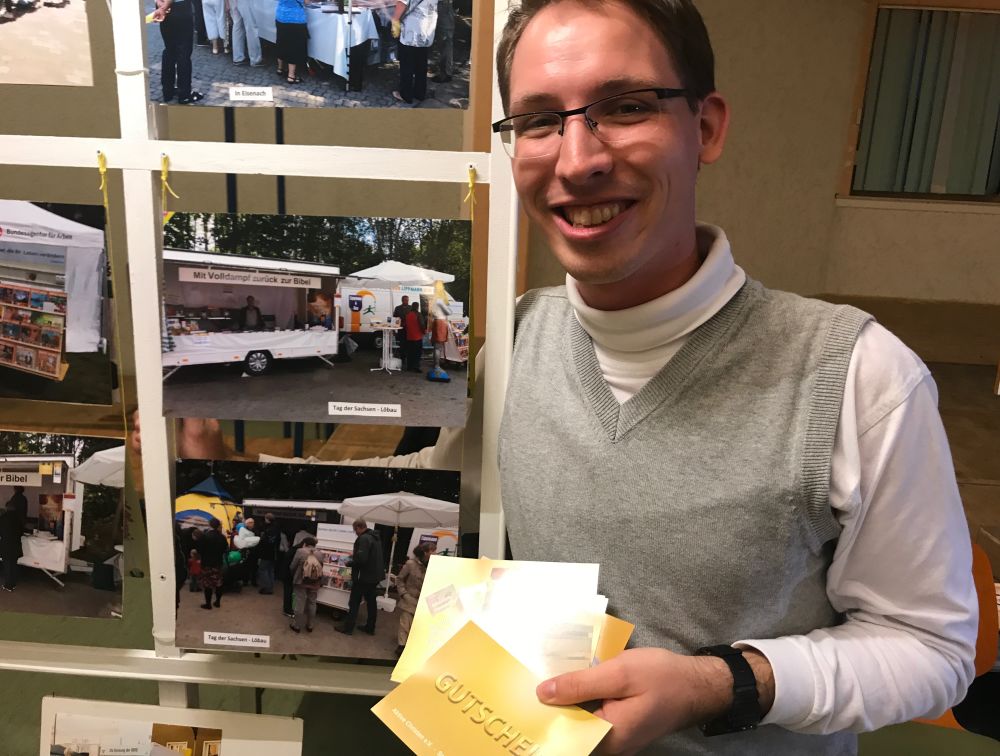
[463,164,477,222]
[160,153,180,219]
[97,151,109,210]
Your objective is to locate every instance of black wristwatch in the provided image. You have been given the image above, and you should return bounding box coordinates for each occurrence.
[695,644,762,736]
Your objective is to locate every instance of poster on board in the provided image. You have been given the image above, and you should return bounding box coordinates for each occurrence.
[0,430,126,619]
[42,696,304,756]
[160,212,470,428]
[174,457,460,661]
[144,0,472,108]
[0,200,115,406]
[0,0,94,86]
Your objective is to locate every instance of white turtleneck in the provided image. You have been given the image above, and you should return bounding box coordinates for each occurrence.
[566,224,746,403]
[566,225,976,733]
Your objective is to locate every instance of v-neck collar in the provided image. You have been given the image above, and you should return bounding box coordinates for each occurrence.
[567,281,755,441]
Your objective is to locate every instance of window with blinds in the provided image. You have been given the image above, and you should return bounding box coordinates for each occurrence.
[851,8,1000,200]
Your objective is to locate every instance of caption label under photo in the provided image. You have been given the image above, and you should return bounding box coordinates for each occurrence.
[204,631,271,649]
[229,86,275,102]
[328,402,402,418]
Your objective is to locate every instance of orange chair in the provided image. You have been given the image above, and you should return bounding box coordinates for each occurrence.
[914,542,998,731]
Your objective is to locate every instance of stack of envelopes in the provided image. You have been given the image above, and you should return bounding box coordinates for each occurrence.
[374,556,634,756]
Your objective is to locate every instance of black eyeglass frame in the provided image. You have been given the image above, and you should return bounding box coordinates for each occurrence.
[491,87,691,135]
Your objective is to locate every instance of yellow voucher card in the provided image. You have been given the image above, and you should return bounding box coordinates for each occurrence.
[374,622,612,756]
[393,556,601,684]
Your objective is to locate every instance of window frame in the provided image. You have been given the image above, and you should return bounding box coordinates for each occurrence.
[839,0,1000,203]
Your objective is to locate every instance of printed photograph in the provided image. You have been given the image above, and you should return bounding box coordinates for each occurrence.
[174,458,460,661]
[0,200,115,405]
[0,430,126,619]
[50,713,222,756]
[145,0,472,108]
[0,0,93,86]
[160,212,470,427]
[44,697,304,756]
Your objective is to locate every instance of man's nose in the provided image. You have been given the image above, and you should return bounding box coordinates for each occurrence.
[553,116,614,184]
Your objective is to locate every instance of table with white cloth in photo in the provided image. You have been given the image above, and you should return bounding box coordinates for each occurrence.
[252,0,380,81]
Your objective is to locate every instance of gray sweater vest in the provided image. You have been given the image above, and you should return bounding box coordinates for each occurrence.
[498,279,870,755]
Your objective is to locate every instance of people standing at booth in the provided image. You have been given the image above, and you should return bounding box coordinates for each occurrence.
[238,296,264,331]
[257,512,280,596]
[431,0,454,83]
[391,0,439,105]
[198,517,228,609]
[275,0,308,84]
[394,542,430,655]
[0,501,24,592]
[230,0,263,68]
[201,0,227,55]
[403,302,425,373]
[289,536,322,633]
[5,486,27,525]
[337,519,385,636]
[152,0,205,104]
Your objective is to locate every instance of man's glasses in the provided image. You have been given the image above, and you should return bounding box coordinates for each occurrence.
[491,87,690,160]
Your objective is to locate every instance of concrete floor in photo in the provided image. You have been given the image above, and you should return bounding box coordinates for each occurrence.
[162,348,468,426]
[175,580,399,660]
[145,0,471,109]
[0,565,121,618]
[0,0,93,86]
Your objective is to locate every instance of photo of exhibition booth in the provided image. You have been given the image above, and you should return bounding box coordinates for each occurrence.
[0,444,125,617]
[0,200,113,404]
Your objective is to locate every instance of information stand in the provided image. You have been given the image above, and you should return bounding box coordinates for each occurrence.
[315,522,357,611]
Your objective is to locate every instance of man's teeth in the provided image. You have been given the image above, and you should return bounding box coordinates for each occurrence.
[566,203,623,227]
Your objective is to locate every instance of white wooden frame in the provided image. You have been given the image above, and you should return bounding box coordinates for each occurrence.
[0,0,519,704]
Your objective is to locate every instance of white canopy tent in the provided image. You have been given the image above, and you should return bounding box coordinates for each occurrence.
[347,260,454,285]
[71,445,126,489]
[339,491,459,597]
[0,200,107,352]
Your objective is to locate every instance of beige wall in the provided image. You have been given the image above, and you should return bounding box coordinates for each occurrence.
[527,0,1000,305]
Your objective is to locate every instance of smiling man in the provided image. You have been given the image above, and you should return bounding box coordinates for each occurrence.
[492,1,977,754]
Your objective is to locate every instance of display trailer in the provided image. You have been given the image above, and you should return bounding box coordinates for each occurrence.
[336,278,468,365]
[0,454,86,586]
[161,250,342,379]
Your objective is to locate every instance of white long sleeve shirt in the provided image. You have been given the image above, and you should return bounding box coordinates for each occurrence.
[566,224,978,733]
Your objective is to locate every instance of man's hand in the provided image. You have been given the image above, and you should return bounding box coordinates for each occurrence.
[536,647,774,756]
[130,411,230,461]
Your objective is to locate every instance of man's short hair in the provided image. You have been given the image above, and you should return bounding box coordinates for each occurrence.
[401,295,409,302]
[353,518,367,530]
[209,517,221,530]
[302,536,318,547]
[496,0,715,113]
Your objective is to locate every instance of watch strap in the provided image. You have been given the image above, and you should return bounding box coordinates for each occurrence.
[696,644,761,736]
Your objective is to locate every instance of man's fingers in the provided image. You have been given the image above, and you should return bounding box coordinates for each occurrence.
[536,660,629,705]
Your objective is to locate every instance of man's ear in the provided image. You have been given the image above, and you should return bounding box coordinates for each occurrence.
[698,92,730,166]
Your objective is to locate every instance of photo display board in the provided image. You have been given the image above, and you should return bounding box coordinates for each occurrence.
[42,696,304,756]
